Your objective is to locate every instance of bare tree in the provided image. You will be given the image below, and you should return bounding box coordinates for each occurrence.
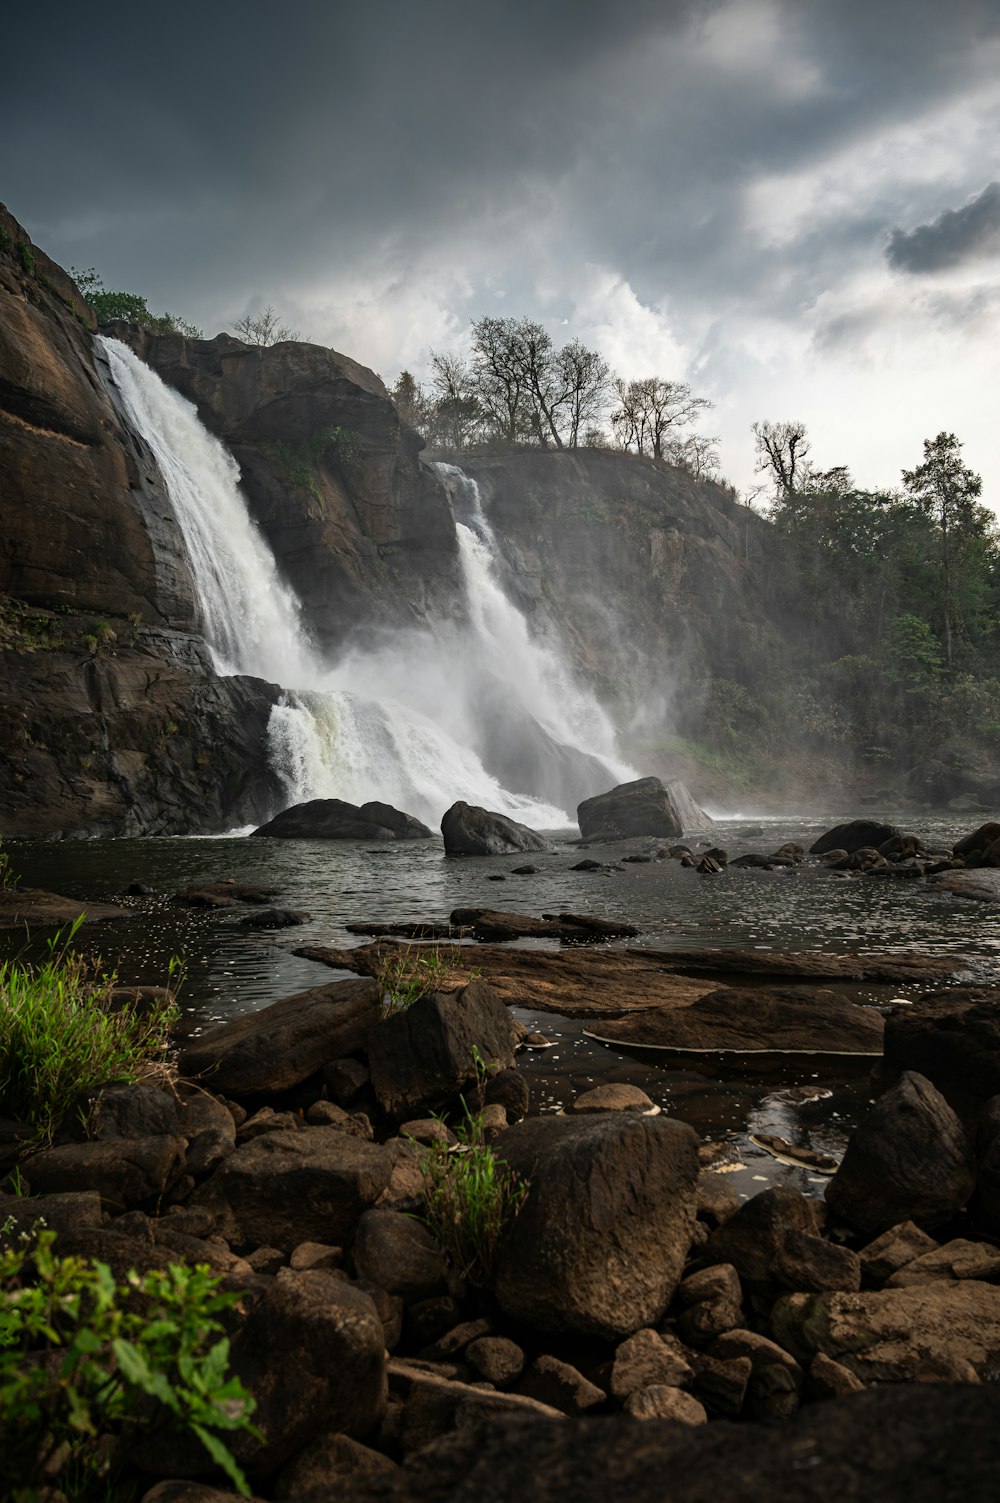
[558,341,611,448]
[427,351,482,450]
[611,378,712,460]
[751,419,811,498]
[664,431,721,480]
[232,305,299,346]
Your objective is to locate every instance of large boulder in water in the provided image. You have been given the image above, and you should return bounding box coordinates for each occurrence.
[577,776,698,841]
[441,801,550,855]
[809,819,900,855]
[252,797,432,840]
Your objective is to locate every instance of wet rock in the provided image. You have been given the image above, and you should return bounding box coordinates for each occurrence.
[825,1072,975,1237]
[173,882,279,907]
[577,776,690,842]
[493,1114,699,1339]
[189,1127,392,1252]
[623,1385,707,1423]
[353,1209,449,1303]
[366,978,517,1119]
[178,978,383,1096]
[448,907,638,941]
[441,801,550,856]
[510,864,540,874]
[484,1068,529,1122]
[568,1083,659,1115]
[518,1355,605,1415]
[953,821,1000,862]
[771,1281,1000,1383]
[252,797,432,841]
[239,907,312,928]
[809,820,901,855]
[587,985,883,1055]
[881,989,1000,1123]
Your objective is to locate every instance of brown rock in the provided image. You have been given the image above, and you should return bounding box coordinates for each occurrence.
[623,1385,707,1423]
[858,1221,939,1285]
[610,1328,695,1400]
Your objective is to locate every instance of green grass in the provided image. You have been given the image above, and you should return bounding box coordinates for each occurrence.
[418,1097,528,1287]
[375,942,480,1016]
[0,921,178,1142]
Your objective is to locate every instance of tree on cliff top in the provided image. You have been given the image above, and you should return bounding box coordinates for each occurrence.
[902,432,989,668]
[71,267,203,338]
[231,305,299,346]
[752,418,811,498]
[611,377,712,461]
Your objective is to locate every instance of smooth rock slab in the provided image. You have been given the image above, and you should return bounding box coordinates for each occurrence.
[493,1113,699,1339]
[586,986,884,1055]
[189,1127,392,1252]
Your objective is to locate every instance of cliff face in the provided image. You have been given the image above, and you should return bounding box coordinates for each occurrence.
[0,205,281,835]
[454,451,779,733]
[119,328,463,649]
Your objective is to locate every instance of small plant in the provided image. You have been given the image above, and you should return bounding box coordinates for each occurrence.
[375,942,479,1016]
[0,226,12,252]
[0,837,16,891]
[16,240,34,276]
[0,1218,258,1497]
[0,918,178,1141]
[418,1094,528,1288]
[94,619,117,647]
[81,632,98,654]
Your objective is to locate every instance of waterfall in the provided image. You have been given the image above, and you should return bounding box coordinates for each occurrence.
[100,336,597,828]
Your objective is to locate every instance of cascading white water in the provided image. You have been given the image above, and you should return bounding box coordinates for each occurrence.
[100,336,586,827]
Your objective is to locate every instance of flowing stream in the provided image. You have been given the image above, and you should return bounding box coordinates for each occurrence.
[100,338,630,828]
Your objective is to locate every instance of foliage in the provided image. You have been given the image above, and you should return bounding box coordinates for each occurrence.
[752,418,811,498]
[0,919,178,1141]
[611,377,713,461]
[231,305,298,346]
[0,838,16,891]
[17,241,35,276]
[417,1090,528,1287]
[256,425,362,506]
[71,267,203,338]
[0,1219,258,1498]
[376,942,480,1016]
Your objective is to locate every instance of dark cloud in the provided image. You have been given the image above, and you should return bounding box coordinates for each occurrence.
[886,182,1000,273]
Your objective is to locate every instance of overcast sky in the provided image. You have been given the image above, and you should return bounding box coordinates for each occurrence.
[6,0,1000,502]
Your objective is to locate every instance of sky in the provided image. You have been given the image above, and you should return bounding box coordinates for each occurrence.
[5,0,1000,504]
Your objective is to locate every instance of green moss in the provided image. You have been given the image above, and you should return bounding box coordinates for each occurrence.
[16,240,34,276]
[254,425,364,509]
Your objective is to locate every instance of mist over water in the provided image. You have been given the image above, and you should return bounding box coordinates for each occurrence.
[101,339,629,828]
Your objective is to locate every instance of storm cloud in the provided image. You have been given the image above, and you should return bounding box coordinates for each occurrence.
[887,182,1000,273]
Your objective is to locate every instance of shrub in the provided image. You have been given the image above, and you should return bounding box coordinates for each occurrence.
[0,920,178,1141]
[0,1219,258,1497]
[0,838,15,891]
[375,942,479,1016]
[418,1094,528,1287]
[16,240,34,276]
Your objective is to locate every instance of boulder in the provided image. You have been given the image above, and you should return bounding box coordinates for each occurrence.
[22,1136,186,1211]
[953,821,1000,862]
[623,1386,707,1423]
[366,979,517,1119]
[809,819,901,855]
[131,1272,387,1480]
[825,1072,975,1237]
[569,1083,659,1115]
[252,797,432,840]
[465,1336,525,1389]
[972,1094,1000,1235]
[441,801,550,856]
[675,1264,744,1345]
[577,776,685,841]
[352,1209,449,1303]
[517,1355,605,1415]
[703,1186,860,1297]
[610,1328,694,1399]
[189,1127,392,1252]
[493,1114,699,1339]
[178,978,382,1096]
[273,1431,398,1500]
[586,986,883,1055]
[884,1238,1000,1288]
[881,989,1000,1123]
[859,1221,939,1285]
[771,1280,1000,1383]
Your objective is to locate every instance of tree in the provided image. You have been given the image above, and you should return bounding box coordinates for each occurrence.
[391,370,431,431]
[611,378,712,460]
[231,305,299,346]
[751,419,811,499]
[902,432,987,668]
[465,316,609,449]
[558,340,610,448]
[427,351,482,450]
[71,267,203,338]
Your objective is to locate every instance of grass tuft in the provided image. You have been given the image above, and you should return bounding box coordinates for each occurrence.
[0,919,178,1141]
[375,941,480,1016]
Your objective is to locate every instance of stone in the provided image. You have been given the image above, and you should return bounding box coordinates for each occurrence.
[884,1238,1000,1287]
[239,908,311,928]
[771,1281,1000,1384]
[484,1068,529,1122]
[353,1209,449,1303]
[304,1101,374,1137]
[568,1083,659,1114]
[517,1355,605,1415]
[825,1072,975,1237]
[708,1329,802,1421]
[188,1127,391,1252]
[465,1336,525,1389]
[0,1190,104,1242]
[493,1114,699,1340]
[703,1186,858,1297]
[674,1263,743,1345]
[419,1318,494,1361]
[973,1094,1000,1234]
[449,907,640,941]
[22,1136,186,1211]
[252,797,432,841]
[610,1328,694,1399]
[178,978,383,1096]
[624,1385,707,1423]
[881,990,1000,1123]
[577,776,687,841]
[809,820,901,855]
[588,985,883,1055]
[688,1351,752,1416]
[272,1430,399,1500]
[323,1057,371,1106]
[407,1296,462,1346]
[859,1221,939,1284]
[366,978,517,1119]
[805,1351,866,1400]
[290,1240,343,1272]
[441,801,550,856]
[399,1118,456,1148]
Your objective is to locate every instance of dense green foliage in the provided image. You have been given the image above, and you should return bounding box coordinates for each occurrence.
[0,1221,257,1498]
[690,431,999,783]
[0,922,178,1141]
[72,267,203,338]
